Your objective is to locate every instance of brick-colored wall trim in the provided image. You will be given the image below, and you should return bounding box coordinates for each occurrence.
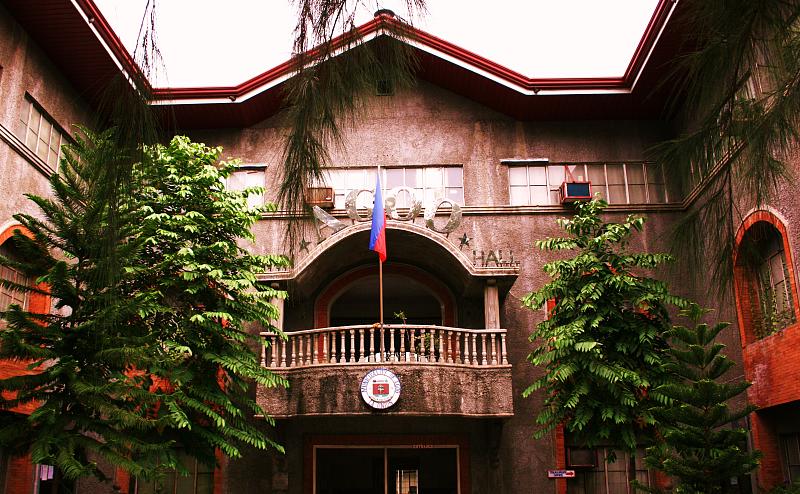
[750,412,784,490]
[733,211,800,347]
[733,211,800,490]
[554,425,567,494]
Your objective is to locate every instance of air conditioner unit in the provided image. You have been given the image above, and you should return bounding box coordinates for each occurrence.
[560,181,592,203]
[305,187,334,209]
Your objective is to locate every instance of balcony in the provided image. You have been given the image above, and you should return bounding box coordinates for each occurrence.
[257,324,514,418]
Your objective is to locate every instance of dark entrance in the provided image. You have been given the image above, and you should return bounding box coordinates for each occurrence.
[315,447,458,494]
[329,273,443,327]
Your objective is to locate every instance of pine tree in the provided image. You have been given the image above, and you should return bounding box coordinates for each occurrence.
[523,198,686,451]
[0,129,289,484]
[641,304,761,494]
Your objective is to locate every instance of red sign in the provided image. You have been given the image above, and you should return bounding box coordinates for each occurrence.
[547,470,575,478]
[373,382,389,396]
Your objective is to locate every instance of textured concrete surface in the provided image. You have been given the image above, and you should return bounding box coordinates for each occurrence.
[258,363,514,418]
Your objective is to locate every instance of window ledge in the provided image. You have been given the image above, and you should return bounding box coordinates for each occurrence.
[0,123,54,178]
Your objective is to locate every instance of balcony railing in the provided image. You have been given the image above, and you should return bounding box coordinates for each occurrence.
[260,324,508,369]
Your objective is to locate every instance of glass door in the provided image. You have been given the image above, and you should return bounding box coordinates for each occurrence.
[315,446,458,494]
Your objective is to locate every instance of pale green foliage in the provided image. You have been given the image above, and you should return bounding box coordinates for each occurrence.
[523,198,686,451]
[0,130,289,482]
[639,304,760,494]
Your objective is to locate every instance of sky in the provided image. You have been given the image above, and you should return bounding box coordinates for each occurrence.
[93,0,660,88]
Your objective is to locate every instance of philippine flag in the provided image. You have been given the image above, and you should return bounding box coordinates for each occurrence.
[369,173,387,262]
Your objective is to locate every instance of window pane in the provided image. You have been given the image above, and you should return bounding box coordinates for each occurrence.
[176,473,195,494]
[364,169,377,189]
[606,164,625,185]
[628,184,646,203]
[547,166,565,187]
[386,168,404,189]
[26,113,41,149]
[424,167,443,188]
[566,164,587,182]
[406,168,421,188]
[446,187,463,204]
[529,166,547,185]
[785,435,800,464]
[196,473,214,494]
[531,185,549,205]
[626,163,645,184]
[647,183,666,203]
[445,167,463,187]
[608,185,626,204]
[424,188,437,206]
[509,167,527,186]
[509,186,528,205]
[394,188,412,208]
[587,165,606,185]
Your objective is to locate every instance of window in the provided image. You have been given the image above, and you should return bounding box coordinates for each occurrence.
[0,241,29,328]
[507,162,677,206]
[225,165,266,208]
[781,433,800,484]
[17,96,67,172]
[323,166,464,210]
[132,451,214,494]
[36,464,74,494]
[567,447,650,494]
[737,220,797,339]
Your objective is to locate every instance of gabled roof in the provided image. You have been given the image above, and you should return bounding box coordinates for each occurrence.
[3,0,684,128]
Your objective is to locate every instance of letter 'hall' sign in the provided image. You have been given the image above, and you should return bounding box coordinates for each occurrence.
[361,368,401,410]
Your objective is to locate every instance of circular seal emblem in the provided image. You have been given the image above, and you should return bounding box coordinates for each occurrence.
[360,368,401,410]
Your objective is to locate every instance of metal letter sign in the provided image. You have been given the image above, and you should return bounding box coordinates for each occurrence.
[344,187,462,233]
[360,368,401,410]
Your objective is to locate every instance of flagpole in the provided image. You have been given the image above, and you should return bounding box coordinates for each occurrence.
[377,164,384,326]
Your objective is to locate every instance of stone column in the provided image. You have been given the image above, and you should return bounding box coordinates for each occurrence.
[484,279,500,329]
[270,282,285,333]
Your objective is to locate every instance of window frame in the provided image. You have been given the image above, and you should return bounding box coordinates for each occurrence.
[131,452,215,494]
[0,238,32,326]
[320,165,465,210]
[17,94,70,174]
[505,160,676,206]
[224,164,267,209]
[566,447,651,494]
[734,211,800,344]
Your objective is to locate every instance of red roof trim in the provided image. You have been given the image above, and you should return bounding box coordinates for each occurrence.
[130,0,674,101]
[73,0,150,89]
[622,0,675,83]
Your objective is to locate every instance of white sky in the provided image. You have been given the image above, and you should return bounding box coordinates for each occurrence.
[93,0,659,88]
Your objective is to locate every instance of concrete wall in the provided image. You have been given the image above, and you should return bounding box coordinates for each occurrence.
[0,3,91,228]
[186,82,698,494]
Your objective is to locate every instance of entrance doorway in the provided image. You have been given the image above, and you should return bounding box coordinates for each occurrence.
[314,446,459,494]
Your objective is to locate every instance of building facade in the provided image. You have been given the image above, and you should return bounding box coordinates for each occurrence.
[0,1,799,493]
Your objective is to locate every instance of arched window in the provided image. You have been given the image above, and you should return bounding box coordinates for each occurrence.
[735,213,799,342]
[0,233,31,328]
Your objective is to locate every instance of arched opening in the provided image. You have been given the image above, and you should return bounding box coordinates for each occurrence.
[734,213,799,343]
[330,273,443,326]
[315,264,456,328]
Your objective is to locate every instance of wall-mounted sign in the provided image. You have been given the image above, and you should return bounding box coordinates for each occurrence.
[360,368,401,410]
[547,470,576,479]
[473,249,520,268]
[344,187,462,234]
